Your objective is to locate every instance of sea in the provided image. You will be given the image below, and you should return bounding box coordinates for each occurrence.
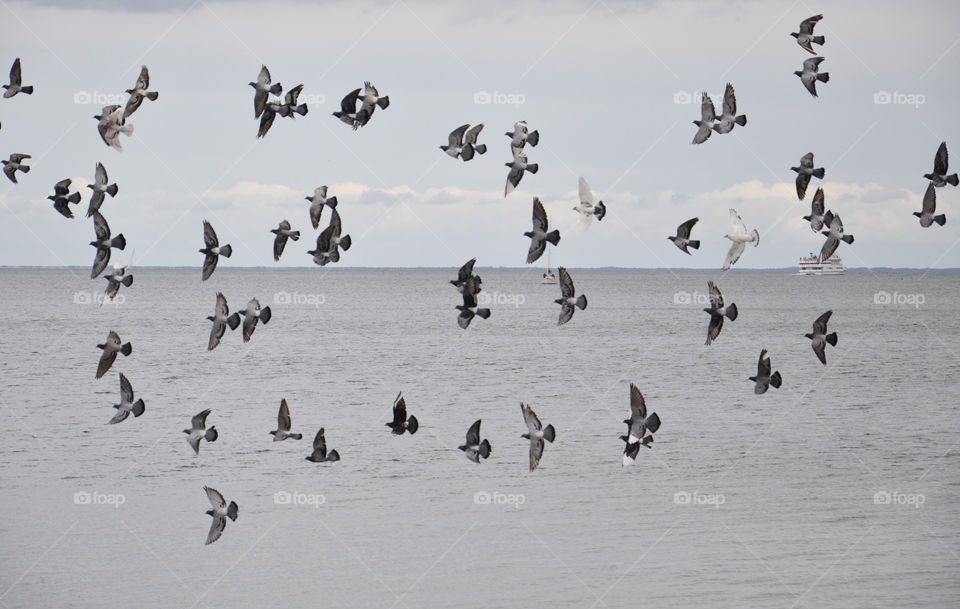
[0,267,957,608]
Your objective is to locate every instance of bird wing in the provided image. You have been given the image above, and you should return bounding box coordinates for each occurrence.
[285,84,304,105]
[363,81,379,97]
[393,393,407,424]
[258,65,271,85]
[811,188,825,215]
[802,57,824,71]
[203,220,219,248]
[273,231,288,261]
[532,197,548,232]
[677,217,698,239]
[558,267,575,299]
[457,258,476,283]
[723,241,746,270]
[526,235,546,264]
[464,123,484,145]
[558,303,575,325]
[447,124,469,147]
[629,383,647,420]
[92,211,111,241]
[192,409,212,431]
[312,428,327,459]
[95,162,108,186]
[922,182,937,214]
[215,292,228,317]
[134,65,150,90]
[578,176,593,206]
[10,58,22,86]
[465,419,481,446]
[91,245,111,279]
[706,313,724,345]
[934,142,949,176]
[757,350,771,377]
[796,172,811,200]
[54,178,71,195]
[505,165,524,196]
[813,310,832,335]
[529,437,544,471]
[119,372,134,403]
[339,88,361,113]
[729,208,747,235]
[278,399,292,432]
[819,235,839,262]
[204,485,226,509]
[799,14,822,34]
[206,516,226,545]
[800,152,814,169]
[521,403,542,433]
[708,281,724,308]
[722,83,737,117]
[201,252,218,281]
[700,94,716,121]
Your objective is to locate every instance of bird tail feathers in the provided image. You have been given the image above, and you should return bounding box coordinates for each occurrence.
[106,183,119,197]
[227,501,239,521]
[219,244,232,258]
[120,342,133,356]
[476,308,491,319]
[527,130,539,146]
[546,230,560,246]
[812,168,825,179]
[543,424,556,443]
[113,233,127,250]
[817,73,830,83]
[377,96,390,110]
[479,439,491,459]
[474,144,487,155]
[750,229,760,245]
[326,449,341,462]
[132,399,145,417]
[841,234,854,244]
[826,332,838,347]
[812,35,825,45]
[934,214,947,226]
[725,302,738,321]
[575,294,587,310]
[770,371,782,389]
[947,174,959,187]
[121,275,134,287]
[340,234,352,251]
[688,240,700,250]
[226,313,241,330]
[259,306,272,324]
[406,415,419,435]
[205,427,219,442]
[735,115,747,126]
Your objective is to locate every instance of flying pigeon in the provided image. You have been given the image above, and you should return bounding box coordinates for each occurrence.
[923,142,959,187]
[94,105,133,151]
[270,399,303,441]
[462,124,486,159]
[2,153,30,183]
[207,292,240,350]
[749,349,782,394]
[619,383,660,467]
[306,186,338,229]
[271,220,300,261]
[96,330,132,379]
[712,83,747,134]
[456,276,490,329]
[573,176,606,228]
[386,392,419,435]
[805,310,838,365]
[703,281,737,346]
[2,58,33,98]
[276,84,308,118]
[356,80,389,126]
[332,87,363,129]
[184,409,218,455]
[86,162,119,217]
[249,65,282,119]
[802,188,827,232]
[722,208,759,270]
[691,93,716,144]
[199,220,232,281]
[230,298,271,342]
[305,428,340,463]
[505,120,539,152]
[915,182,947,227]
[791,152,825,201]
[441,124,471,160]
[525,197,560,264]
[450,258,482,294]
[668,217,700,254]
[47,178,81,218]
[791,14,825,53]
[819,210,853,262]
[90,211,126,278]
[795,57,829,97]
[504,150,539,197]
[459,419,491,463]
[257,102,279,138]
[203,486,238,545]
[521,403,555,471]
[123,65,158,119]
[103,263,133,302]
[555,267,587,325]
[307,209,351,266]
[109,372,145,424]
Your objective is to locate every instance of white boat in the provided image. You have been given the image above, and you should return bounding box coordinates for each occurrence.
[542,247,557,284]
[797,253,846,275]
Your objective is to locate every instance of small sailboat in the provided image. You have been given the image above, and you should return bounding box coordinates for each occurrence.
[542,246,557,284]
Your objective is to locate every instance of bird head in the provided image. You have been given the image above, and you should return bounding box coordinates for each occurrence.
[790,32,799,39]
[793,71,803,77]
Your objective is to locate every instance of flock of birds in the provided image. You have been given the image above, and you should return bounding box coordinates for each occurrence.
[1,12,955,545]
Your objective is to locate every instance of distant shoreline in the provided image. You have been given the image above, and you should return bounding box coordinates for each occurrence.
[2,266,958,272]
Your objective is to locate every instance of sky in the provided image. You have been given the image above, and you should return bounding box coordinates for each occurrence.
[1,0,959,269]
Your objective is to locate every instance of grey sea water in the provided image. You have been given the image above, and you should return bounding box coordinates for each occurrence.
[0,268,958,608]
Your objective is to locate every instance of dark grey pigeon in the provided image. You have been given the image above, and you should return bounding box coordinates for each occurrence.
[270,399,302,441]
[802,188,827,232]
[441,124,471,159]
[257,103,278,138]
[3,58,33,97]
[203,486,238,545]
[456,276,490,329]
[386,392,419,435]
[524,197,560,263]
[307,208,351,266]
[184,409,218,455]
[123,65,158,119]
[459,419,491,463]
[505,120,539,152]
[306,186,338,229]
[109,372,145,424]
[669,217,700,254]
[249,65,282,119]
[819,210,853,262]
[103,263,133,302]
[48,178,81,218]
[795,57,829,97]
[703,281,737,346]
[86,162,118,217]
[332,87,362,129]
[915,182,947,227]
[805,310,837,365]
[462,124,487,159]
[2,153,30,183]
[90,211,126,278]
[199,220,232,281]
[271,220,300,261]
[504,150,539,197]
[749,349,782,394]
[96,330,131,379]
[923,142,958,187]
[791,15,825,54]
[207,292,239,351]
[555,267,587,325]
[305,428,340,463]
[356,81,389,127]
[791,152,825,200]
[450,258,482,294]
[231,297,271,342]
[619,383,659,467]
[94,104,133,151]
[521,403,555,471]
[712,83,747,134]
[276,84,308,118]
[691,93,716,144]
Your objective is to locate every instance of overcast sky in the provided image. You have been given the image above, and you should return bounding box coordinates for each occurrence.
[1,0,958,269]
